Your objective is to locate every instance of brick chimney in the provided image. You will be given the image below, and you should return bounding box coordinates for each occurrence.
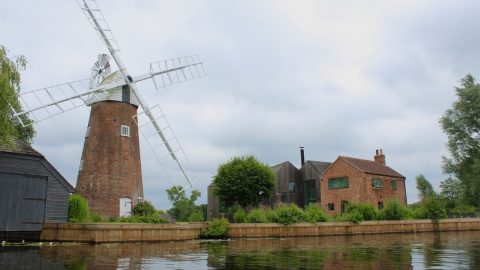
[374,149,385,165]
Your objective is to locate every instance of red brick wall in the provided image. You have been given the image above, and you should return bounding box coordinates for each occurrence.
[76,101,143,217]
[321,158,406,215]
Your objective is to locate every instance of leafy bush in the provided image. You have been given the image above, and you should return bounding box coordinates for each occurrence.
[356,203,377,221]
[118,214,168,224]
[450,204,477,217]
[245,209,269,223]
[424,194,447,220]
[379,199,406,220]
[200,218,229,239]
[336,210,364,224]
[273,204,304,225]
[132,201,156,216]
[233,208,247,223]
[187,211,204,222]
[304,204,328,223]
[68,194,89,223]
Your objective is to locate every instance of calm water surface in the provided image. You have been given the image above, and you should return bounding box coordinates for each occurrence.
[1,231,480,269]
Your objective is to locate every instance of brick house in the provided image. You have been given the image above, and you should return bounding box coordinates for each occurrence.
[206,149,406,219]
[321,149,406,214]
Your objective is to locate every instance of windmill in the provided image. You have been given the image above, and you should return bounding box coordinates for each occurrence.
[10,0,206,217]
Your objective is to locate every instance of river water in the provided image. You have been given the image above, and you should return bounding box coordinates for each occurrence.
[1,231,480,269]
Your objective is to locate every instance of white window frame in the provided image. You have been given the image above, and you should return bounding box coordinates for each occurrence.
[120,125,130,137]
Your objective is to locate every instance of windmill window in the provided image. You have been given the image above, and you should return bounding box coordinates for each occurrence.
[372,178,383,189]
[121,125,130,137]
[392,179,397,191]
[328,176,349,189]
[85,126,90,137]
[79,159,84,171]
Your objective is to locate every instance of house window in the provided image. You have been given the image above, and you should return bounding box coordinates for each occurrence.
[121,125,130,137]
[304,180,317,205]
[288,180,297,192]
[328,176,349,189]
[327,203,335,211]
[392,179,397,191]
[372,178,383,189]
[341,201,348,213]
[378,202,384,210]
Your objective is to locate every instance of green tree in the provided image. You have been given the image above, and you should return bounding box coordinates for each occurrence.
[0,46,35,144]
[440,74,480,208]
[213,155,275,208]
[416,174,435,199]
[166,185,204,222]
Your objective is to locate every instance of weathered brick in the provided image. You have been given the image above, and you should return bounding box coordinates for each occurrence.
[76,101,143,217]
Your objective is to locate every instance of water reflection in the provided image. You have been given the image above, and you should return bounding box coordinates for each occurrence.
[1,231,479,269]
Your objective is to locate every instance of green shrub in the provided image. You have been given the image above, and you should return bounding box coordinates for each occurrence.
[132,201,156,216]
[336,210,364,223]
[68,194,89,223]
[245,209,269,223]
[187,211,204,222]
[379,199,406,220]
[304,204,328,223]
[273,204,304,225]
[424,195,447,220]
[118,214,168,224]
[88,213,103,222]
[356,203,377,221]
[233,208,247,223]
[200,218,229,239]
[450,204,477,217]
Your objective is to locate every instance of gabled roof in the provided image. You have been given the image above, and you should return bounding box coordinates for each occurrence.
[339,156,404,178]
[0,138,42,156]
[0,138,75,193]
[303,160,331,175]
[270,161,297,173]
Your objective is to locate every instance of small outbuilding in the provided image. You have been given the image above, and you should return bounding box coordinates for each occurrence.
[0,139,75,241]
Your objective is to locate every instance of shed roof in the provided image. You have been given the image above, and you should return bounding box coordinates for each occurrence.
[339,156,404,178]
[0,138,42,156]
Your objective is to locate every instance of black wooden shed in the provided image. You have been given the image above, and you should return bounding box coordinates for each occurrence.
[0,139,75,240]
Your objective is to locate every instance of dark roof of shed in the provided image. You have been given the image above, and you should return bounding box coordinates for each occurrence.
[0,138,75,192]
[340,156,404,178]
[0,138,42,156]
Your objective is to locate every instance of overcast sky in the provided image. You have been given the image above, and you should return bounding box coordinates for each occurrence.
[2,0,480,210]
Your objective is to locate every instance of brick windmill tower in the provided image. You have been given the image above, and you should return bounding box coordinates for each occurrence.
[11,0,205,217]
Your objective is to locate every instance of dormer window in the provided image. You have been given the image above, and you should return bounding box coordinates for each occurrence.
[121,125,130,137]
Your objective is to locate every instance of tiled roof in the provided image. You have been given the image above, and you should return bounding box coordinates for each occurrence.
[0,138,43,157]
[340,156,404,178]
